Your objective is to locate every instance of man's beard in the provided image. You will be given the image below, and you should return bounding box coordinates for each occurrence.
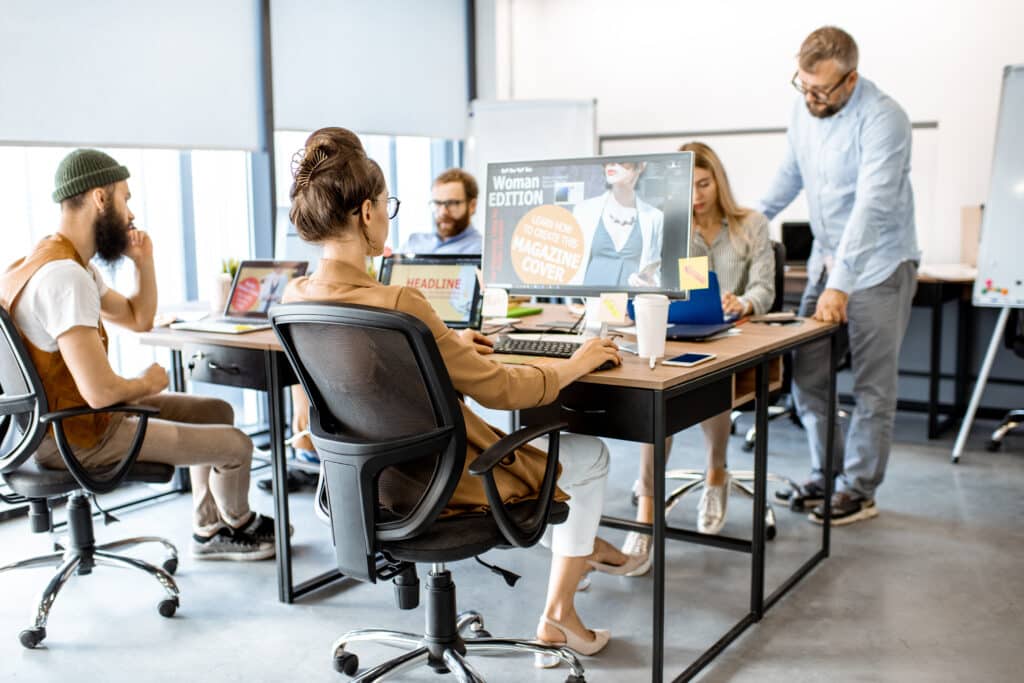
[94,206,131,265]
[807,98,845,119]
[436,211,471,239]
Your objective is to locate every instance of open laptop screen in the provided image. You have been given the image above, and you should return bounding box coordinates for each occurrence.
[225,260,308,320]
[379,254,482,329]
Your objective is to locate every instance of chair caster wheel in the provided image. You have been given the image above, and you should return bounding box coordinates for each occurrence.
[985,439,1001,452]
[158,597,179,618]
[565,675,587,682]
[471,628,491,638]
[333,650,359,676]
[162,558,178,575]
[741,440,754,452]
[766,525,777,540]
[19,627,45,649]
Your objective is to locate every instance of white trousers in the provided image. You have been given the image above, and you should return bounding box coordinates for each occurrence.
[535,434,610,558]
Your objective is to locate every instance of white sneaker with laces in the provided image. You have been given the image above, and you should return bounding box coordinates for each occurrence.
[619,531,651,577]
[697,474,730,535]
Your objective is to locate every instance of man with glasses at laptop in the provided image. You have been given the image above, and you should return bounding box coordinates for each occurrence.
[759,27,920,525]
[399,168,483,255]
[0,150,279,560]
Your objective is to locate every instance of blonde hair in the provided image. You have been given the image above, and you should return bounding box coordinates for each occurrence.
[679,141,753,252]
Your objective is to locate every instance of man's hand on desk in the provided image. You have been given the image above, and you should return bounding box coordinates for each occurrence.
[458,329,494,355]
[813,288,849,324]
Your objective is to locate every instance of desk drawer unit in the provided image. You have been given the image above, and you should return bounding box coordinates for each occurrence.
[520,377,733,443]
[183,344,295,391]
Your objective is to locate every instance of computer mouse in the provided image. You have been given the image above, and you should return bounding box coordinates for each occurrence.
[596,359,617,371]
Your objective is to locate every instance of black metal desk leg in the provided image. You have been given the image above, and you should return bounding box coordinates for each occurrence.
[750,361,769,619]
[170,349,186,393]
[652,397,666,683]
[954,293,973,423]
[927,292,944,439]
[264,350,294,603]
[823,333,838,552]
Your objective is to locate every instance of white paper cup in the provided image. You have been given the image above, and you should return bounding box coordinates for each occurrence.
[633,294,669,360]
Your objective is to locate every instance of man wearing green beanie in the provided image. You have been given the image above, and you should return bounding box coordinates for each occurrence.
[0,149,278,561]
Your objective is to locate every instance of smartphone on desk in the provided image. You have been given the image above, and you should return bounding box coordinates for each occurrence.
[662,352,716,367]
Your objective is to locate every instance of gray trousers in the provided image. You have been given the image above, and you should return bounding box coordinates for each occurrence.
[792,261,917,499]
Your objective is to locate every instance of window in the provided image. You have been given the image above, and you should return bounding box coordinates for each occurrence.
[273,131,461,255]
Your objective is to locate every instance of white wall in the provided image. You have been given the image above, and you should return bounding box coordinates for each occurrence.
[493,0,1024,264]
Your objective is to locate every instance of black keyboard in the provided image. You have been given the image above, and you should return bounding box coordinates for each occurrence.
[492,337,581,359]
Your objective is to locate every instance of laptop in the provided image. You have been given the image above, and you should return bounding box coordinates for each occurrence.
[379,253,482,329]
[626,271,736,340]
[170,260,308,334]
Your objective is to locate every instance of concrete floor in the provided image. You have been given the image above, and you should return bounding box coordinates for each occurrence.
[0,412,1022,682]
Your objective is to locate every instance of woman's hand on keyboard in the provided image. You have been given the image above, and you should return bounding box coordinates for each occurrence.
[458,328,494,355]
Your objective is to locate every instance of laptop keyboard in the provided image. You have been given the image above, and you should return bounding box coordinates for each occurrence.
[492,337,581,359]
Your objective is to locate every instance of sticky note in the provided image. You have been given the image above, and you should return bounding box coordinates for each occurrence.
[598,292,629,323]
[678,256,709,289]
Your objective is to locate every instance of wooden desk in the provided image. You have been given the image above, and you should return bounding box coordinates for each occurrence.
[784,266,975,438]
[512,314,838,682]
[141,316,839,682]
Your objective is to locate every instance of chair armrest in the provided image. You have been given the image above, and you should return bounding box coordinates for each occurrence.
[41,403,159,495]
[39,403,160,424]
[470,421,567,548]
[469,421,567,475]
[0,393,37,417]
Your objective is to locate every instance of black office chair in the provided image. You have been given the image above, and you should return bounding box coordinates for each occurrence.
[270,302,587,683]
[986,309,1024,452]
[661,241,791,538]
[0,307,179,649]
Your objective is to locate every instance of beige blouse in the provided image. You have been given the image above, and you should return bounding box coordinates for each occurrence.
[284,258,567,516]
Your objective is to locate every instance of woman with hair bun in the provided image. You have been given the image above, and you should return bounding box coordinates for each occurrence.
[285,127,645,667]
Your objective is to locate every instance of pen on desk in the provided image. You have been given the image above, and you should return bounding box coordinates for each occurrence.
[649,356,656,370]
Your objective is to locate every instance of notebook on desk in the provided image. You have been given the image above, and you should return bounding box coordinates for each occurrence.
[170,260,308,334]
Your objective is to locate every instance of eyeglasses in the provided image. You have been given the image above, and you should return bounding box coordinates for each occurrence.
[791,70,854,103]
[377,196,401,219]
[429,199,467,212]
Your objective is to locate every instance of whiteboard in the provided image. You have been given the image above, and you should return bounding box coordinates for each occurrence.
[602,127,937,248]
[973,64,1024,308]
[464,100,597,193]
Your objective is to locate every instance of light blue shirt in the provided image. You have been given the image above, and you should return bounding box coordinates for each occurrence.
[399,225,482,255]
[759,77,920,293]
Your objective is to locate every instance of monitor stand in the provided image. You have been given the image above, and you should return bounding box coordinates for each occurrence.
[582,296,609,339]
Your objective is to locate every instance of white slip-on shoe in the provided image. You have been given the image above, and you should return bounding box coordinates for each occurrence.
[697,474,730,535]
[619,531,652,577]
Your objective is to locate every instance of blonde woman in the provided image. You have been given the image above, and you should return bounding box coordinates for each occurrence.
[622,142,775,574]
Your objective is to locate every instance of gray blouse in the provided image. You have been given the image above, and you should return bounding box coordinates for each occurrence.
[689,211,775,315]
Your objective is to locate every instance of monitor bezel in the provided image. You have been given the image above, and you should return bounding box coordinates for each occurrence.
[482,151,694,299]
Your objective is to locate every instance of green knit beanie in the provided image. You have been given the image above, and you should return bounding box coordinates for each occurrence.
[52,149,130,203]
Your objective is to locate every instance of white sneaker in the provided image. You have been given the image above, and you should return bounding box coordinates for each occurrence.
[619,531,652,577]
[697,474,730,535]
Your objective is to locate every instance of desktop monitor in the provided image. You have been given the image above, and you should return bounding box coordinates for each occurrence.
[781,221,813,266]
[481,152,694,298]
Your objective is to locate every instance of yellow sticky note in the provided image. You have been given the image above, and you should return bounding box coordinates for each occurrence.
[678,256,710,289]
[598,292,629,323]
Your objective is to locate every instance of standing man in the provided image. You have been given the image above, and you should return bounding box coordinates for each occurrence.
[0,149,277,558]
[760,27,920,525]
[400,168,483,254]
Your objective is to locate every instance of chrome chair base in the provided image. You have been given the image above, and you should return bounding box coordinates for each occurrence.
[0,535,180,648]
[987,410,1023,452]
[332,610,587,682]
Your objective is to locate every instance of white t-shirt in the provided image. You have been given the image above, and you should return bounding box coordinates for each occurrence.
[13,260,110,352]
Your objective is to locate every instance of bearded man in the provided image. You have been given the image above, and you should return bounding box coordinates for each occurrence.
[0,149,278,560]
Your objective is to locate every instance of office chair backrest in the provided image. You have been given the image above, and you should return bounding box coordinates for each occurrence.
[270,302,467,582]
[770,240,786,313]
[0,307,46,473]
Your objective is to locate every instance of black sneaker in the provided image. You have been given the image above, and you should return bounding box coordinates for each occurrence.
[774,479,828,510]
[236,512,293,544]
[192,526,275,561]
[809,491,879,526]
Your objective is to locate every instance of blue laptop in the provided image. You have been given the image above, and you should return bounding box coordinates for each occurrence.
[628,271,736,341]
